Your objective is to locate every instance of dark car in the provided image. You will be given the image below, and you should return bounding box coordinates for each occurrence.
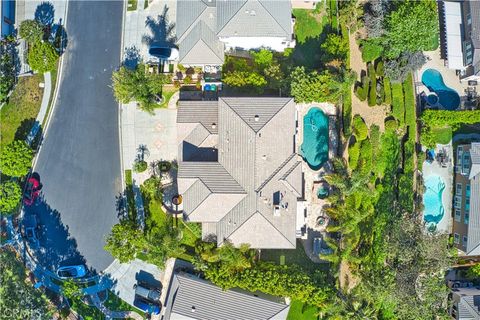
[133,282,161,315]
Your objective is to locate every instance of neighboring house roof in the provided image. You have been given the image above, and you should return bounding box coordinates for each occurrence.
[467,143,480,255]
[443,1,464,69]
[178,21,225,65]
[177,100,219,134]
[177,97,301,249]
[216,0,292,37]
[163,273,290,320]
[452,287,480,319]
[176,0,292,64]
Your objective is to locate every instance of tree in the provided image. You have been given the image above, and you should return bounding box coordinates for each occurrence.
[61,279,82,300]
[104,220,147,263]
[384,51,427,83]
[222,71,267,88]
[0,52,16,102]
[112,63,169,112]
[27,41,59,73]
[289,66,353,103]
[0,249,51,319]
[383,0,439,59]
[0,181,22,214]
[0,141,34,177]
[251,49,273,70]
[467,264,480,278]
[321,34,348,60]
[19,19,44,44]
[144,218,184,268]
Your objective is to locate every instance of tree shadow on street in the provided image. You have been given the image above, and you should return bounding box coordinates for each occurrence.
[142,5,176,48]
[23,194,87,272]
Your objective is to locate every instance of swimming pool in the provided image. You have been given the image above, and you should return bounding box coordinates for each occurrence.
[421,69,460,110]
[300,107,329,170]
[423,175,445,228]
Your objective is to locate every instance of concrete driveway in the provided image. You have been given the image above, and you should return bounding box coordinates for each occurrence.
[30,1,123,273]
[104,259,164,309]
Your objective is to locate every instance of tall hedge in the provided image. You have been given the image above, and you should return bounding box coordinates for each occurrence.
[403,74,416,141]
[384,77,392,105]
[368,63,377,106]
[355,75,369,101]
[348,140,361,170]
[353,115,368,141]
[343,91,353,136]
[358,139,373,175]
[391,83,405,125]
[420,110,480,147]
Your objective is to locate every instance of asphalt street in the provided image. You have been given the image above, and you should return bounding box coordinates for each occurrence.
[30,1,124,273]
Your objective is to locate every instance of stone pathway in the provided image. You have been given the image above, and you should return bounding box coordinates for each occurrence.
[348,31,388,131]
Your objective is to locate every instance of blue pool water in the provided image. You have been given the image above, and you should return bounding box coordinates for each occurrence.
[421,69,460,110]
[300,107,329,170]
[423,175,445,226]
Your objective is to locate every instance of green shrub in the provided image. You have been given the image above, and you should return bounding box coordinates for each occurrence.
[353,115,368,141]
[183,75,192,85]
[0,180,22,213]
[403,74,416,139]
[375,61,384,77]
[377,81,385,105]
[368,63,377,106]
[133,160,148,173]
[391,83,405,125]
[370,125,381,165]
[28,42,59,73]
[385,118,398,131]
[348,140,361,170]
[355,75,369,101]
[361,39,383,62]
[343,91,352,136]
[358,139,373,174]
[384,77,392,105]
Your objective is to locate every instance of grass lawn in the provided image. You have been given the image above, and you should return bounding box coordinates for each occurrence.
[432,126,452,144]
[104,291,145,318]
[127,0,137,11]
[261,240,327,275]
[125,170,137,218]
[403,74,416,139]
[71,299,104,320]
[157,86,178,108]
[287,300,319,320]
[0,74,44,150]
[293,9,325,44]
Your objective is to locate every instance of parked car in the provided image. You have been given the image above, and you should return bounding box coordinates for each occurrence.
[56,265,87,279]
[133,282,161,315]
[24,176,42,206]
[23,214,40,248]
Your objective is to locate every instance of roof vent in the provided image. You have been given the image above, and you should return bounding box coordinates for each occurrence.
[211,122,216,129]
[262,154,267,160]
[245,9,249,14]
[192,306,196,312]
[250,10,256,16]
[254,115,259,122]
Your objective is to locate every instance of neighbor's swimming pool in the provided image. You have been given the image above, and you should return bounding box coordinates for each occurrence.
[423,175,445,228]
[421,69,460,110]
[300,107,329,170]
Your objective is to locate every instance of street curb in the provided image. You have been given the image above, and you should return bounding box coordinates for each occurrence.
[118,0,128,193]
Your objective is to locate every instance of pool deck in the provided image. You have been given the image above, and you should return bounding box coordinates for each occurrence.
[416,49,479,107]
[421,143,454,234]
[296,103,338,256]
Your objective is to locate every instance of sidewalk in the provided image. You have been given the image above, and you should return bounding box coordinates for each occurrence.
[26,72,51,146]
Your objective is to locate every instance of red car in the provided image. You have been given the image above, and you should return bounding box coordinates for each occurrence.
[24,176,41,206]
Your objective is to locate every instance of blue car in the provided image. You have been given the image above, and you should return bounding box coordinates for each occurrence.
[56,265,87,279]
[134,297,160,315]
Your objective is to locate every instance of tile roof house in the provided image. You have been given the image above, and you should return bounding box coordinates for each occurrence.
[449,287,480,319]
[453,142,480,256]
[441,0,480,81]
[163,272,290,320]
[177,97,303,249]
[175,0,295,66]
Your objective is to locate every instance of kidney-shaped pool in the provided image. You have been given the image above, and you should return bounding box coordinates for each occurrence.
[300,107,329,171]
